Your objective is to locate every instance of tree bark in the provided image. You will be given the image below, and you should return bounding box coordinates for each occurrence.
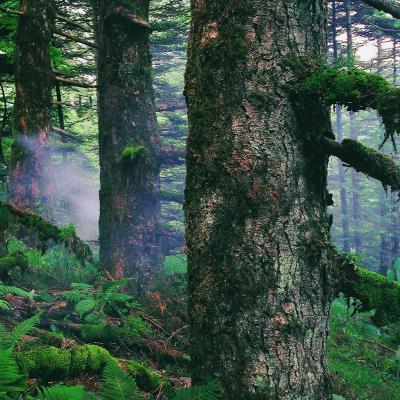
[185,1,332,398]
[9,0,56,214]
[97,0,163,290]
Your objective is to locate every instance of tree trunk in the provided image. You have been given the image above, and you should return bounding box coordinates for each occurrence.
[332,0,350,253]
[376,35,390,274]
[185,1,332,398]
[9,0,56,214]
[97,0,162,289]
[390,39,400,266]
[345,0,362,253]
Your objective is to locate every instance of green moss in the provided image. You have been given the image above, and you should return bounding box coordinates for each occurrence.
[15,344,113,380]
[120,145,147,163]
[126,360,172,393]
[81,324,131,343]
[16,346,71,380]
[300,66,400,141]
[339,261,400,326]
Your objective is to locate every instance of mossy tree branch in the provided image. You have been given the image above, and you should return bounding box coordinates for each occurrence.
[324,138,400,192]
[362,0,400,19]
[302,67,400,148]
[336,254,400,326]
[0,202,93,263]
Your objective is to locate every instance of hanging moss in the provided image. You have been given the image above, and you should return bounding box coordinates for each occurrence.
[338,257,400,326]
[301,66,400,144]
[15,344,114,380]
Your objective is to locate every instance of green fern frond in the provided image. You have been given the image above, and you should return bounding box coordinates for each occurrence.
[172,381,222,400]
[101,278,133,292]
[0,348,24,398]
[0,300,11,311]
[5,314,41,348]
[36,384,93,400]
[70,283,94,291]
[75,299,98,318]
[61,291,90,303]
[0,283,33,299]
[99,361,138,400]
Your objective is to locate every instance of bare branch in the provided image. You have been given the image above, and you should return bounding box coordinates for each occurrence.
[51,126,84,143]
[156,100,186,112]
[53,28,97,48]
[55,13,92,32]
[55,76,97,89]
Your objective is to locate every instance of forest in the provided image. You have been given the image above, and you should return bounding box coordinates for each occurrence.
[0,0,400,399]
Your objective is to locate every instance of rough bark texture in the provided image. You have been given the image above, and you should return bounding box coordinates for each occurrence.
[97,0,162,289]
[185,1,333,398]
[9,0,56,213]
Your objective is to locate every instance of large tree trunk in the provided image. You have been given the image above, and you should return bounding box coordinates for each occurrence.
[185,1,332,399]
[9,0,56,214]
[97,0,162,289]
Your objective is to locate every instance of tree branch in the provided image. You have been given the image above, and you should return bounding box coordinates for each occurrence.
[362,0,400,19]
[159,146,186,166]
[55,14,92,32]
[324,138,400,192]
[336,254,400,326]
[106,7,152,31]
[51,126,84,143]
[55,76,97,89]
[159,190,184,204]
[0,7,23,16]
[156,100,186,112]
[53,28,97,48]
[0,202,93,263]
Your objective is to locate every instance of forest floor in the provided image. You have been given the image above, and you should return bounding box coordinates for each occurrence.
[0,237,399,399]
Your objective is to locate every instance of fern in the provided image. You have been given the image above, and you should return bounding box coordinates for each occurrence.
[36,384,93,400]
[99,361,138,400]
[171,381,222,400]
[0,283,34,299]
[0,300,11,311]
[0,314,41,350]
[75,299,98,318]
[0,348,24,399]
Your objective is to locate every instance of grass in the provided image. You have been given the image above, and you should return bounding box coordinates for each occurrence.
[329,297,400,400]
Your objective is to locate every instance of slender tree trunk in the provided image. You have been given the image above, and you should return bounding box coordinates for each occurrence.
[333,0,350,253]
[185,1,332,398]
[9,0,56,214]
[390,39,399,267]
[376,35,390,274]
[97,0,162,289]
[345,0,362,253]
